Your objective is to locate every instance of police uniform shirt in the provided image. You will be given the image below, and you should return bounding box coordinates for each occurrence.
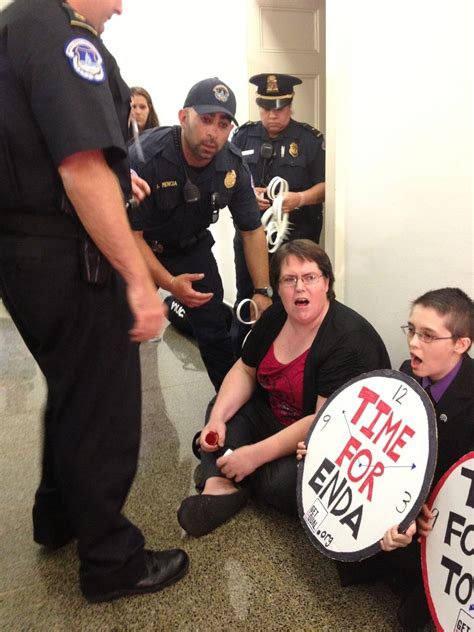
[232,118,325,192]
[232,119,325,241]
[0,0,131,213]
[129,127,261,248]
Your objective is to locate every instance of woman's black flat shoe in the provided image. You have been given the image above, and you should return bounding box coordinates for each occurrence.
[177,489,249,537]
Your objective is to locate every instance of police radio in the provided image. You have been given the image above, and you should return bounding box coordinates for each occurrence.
[172,126,201,204]
[260,142,274,188]
[260,142,273,160]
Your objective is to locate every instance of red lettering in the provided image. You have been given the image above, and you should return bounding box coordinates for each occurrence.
[335,436,361,467]
[386,425,415,462]
[373,412,402,459]
[358,460,385,501]
[360,399,392,439]
[350,387,379,425]
[347,449,373,482]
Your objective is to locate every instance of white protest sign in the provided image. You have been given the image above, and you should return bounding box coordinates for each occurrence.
[297,369,437,561]
[422,452,474,632]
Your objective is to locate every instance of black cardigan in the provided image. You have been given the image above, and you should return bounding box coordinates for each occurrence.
[242,300,391,416]
[400,354,474,486]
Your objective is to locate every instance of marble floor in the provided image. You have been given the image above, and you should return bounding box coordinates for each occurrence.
[0,299,433,631]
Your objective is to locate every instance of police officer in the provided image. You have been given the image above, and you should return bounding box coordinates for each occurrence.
[130,78,272,392]
[0,0,188,602]
[232,73,325,350]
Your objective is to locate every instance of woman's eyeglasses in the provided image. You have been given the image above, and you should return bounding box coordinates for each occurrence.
[279,273,322,288]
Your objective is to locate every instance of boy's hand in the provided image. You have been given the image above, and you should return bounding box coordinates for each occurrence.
[296,441,307,461]
[417,503,435,541]
[380,521,416,552]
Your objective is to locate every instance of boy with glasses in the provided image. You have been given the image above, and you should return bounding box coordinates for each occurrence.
[336,287,473,630]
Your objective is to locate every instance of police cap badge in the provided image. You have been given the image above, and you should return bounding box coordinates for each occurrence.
[183,77,238,125]
[249,73,302,110]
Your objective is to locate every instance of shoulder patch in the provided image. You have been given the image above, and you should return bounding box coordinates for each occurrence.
[64,38,105,83]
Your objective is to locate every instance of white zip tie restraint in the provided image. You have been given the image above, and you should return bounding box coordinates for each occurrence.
[236,297,259,325]
[261,177,291,253]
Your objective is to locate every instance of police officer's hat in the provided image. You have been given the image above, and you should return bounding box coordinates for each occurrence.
[249,73,302,110]
[183,77,238,125]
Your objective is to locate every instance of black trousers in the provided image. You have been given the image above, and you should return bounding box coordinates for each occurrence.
[157,231,235,391]
[201,395,298,516]
[0,234,146,594]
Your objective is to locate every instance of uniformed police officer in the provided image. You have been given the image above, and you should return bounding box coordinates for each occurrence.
[0,0,188,602]
[232,73,326,350]
[130,78,272,392]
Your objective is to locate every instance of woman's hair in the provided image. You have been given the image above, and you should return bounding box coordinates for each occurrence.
[130,86,160,128]
[270,239,336,300]
[412,287,473,344]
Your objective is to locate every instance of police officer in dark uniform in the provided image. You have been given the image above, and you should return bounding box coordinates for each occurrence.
[130,78,272,392]
[0,0,188,602]
[231,73,325,350]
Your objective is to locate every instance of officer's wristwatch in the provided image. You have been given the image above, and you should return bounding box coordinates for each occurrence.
[253,287,274,298]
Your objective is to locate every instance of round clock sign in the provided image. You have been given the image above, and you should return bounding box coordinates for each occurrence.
[297,369,437,561]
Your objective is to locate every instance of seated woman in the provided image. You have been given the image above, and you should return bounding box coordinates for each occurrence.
[177,240,391,537]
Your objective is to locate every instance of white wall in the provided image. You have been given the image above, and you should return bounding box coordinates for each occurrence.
[104,0,248,305]
[326,0,473,368]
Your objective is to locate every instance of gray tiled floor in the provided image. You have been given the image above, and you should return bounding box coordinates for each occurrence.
[0,300,432,631]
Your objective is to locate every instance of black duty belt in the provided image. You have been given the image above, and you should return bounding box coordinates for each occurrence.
[0,211,79,238]
[148,228,209,254]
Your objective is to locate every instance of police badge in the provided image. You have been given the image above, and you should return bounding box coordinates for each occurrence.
[224,170,237,189]
[289,142,299,158]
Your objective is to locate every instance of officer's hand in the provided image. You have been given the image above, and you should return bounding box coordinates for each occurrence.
[130,172,151,204]
[127,280,166,342]
[251,293,272,319]
[281,191,303,213]
[171,273,214,308]
[254,187,271,211]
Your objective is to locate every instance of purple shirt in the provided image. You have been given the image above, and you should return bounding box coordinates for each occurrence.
[422,359,463,403]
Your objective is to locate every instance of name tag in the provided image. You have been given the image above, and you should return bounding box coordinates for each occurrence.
[242,149,255,156]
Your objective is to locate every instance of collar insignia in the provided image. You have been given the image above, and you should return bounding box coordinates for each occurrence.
[62,3,98,36]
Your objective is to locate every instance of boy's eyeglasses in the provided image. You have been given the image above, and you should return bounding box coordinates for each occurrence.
[400,324,455,344]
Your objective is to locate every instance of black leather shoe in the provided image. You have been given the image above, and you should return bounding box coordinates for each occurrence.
[396,582,431,631]
[84,549,189,603]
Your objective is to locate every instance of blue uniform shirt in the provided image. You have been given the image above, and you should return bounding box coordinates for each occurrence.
[0,0,131,213]
[129,127,261,249]
[232,119,325,242]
